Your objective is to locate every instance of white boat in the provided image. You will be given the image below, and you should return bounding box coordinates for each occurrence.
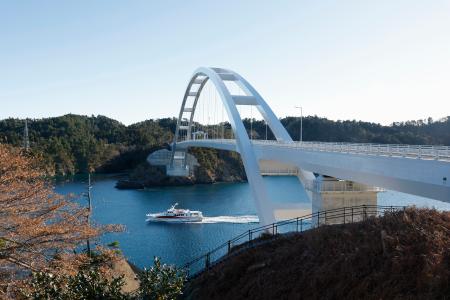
[146,203,203,223]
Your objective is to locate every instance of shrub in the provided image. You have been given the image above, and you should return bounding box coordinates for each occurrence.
[23,257,186,300]
[24,270,127,300]
[137,257,186,300]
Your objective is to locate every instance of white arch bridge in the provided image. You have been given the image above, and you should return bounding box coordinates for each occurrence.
[164,67,450,226]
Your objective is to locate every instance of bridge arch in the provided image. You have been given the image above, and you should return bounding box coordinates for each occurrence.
[171,67,294,225]
[168,68,450,215]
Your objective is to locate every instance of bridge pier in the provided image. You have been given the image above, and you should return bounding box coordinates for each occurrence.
[308,175,379,226]
[148,149,199,177]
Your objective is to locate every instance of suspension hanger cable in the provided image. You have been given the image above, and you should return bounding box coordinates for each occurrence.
[206,83,209,139]
[221,98,225,139]
[209,83,212,139]
[207,83,211,139]
[213,88,216,139]
[216,89,218,140]
[235,83,240,138]
[215,89,218,139]
[235,83,240,126]
[206,84,209,139]
[202,84,205,139]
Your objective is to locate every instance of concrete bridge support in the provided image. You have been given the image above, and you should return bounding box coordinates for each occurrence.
[309,175,379,226]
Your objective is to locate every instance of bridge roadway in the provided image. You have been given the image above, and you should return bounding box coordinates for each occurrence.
[176,139,450,202]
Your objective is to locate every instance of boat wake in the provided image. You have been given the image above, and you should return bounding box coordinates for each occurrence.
[198,215,259,224]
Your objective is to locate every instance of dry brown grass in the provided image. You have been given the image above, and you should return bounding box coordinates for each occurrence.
[185,208,450,300]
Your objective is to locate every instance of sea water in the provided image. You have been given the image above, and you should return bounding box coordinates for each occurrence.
[56,176,450,268]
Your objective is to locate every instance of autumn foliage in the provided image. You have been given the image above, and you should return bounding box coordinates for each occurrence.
[0,144,114,296]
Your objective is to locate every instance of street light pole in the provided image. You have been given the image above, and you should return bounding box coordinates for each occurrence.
[265,120,268,140]
[295,106,303,142]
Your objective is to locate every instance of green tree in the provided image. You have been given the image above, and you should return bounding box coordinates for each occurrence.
[137,257,186,300]
[25,270,127,300]
[24,257,186,300]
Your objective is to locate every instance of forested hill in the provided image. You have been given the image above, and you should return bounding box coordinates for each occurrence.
[0,114,177,175]
[249,116,450,145]
[0,114,449,175]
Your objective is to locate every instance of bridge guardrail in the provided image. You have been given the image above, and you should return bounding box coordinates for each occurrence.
[183,205,405,279]
[260,168,299,176]
[302,180,383,193]
[252,140,450,161]
[177,139,450,161]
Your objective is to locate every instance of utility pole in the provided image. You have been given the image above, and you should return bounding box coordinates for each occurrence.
[86,173,92,255]
[295,106,303,142]
[23,119,30,151]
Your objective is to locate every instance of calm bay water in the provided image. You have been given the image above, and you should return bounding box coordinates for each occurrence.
[56,176,450,268]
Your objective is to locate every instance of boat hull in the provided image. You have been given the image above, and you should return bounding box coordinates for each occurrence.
[146,215,203,223]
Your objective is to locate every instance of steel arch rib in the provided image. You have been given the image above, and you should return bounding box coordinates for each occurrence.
[172,67,295,225]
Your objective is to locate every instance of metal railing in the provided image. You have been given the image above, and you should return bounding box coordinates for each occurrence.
[252,140,450,161]
[183,205,405,278]
[260,168,299,176]
[302,180,383,193]
[178,139,450,161]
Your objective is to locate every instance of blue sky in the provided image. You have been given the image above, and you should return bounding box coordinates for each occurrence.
[1,0,449,125]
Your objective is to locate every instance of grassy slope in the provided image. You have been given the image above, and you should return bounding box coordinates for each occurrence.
[185,208,450,300]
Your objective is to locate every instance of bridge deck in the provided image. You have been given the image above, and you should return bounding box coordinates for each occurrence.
[176,139,450,202]
[179,139,450,162]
